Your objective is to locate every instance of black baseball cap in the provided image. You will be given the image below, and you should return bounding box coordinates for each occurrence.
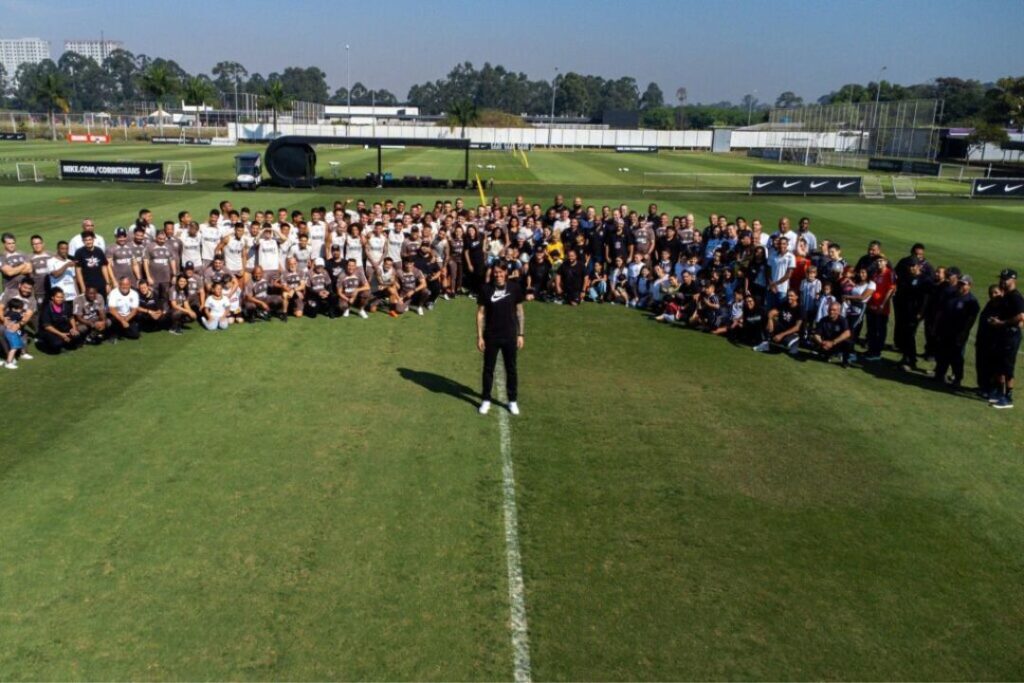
[947,266,962,278]
[114,227,127,237]
[184,261,195,269]
[331,244,341,252]
[999,268,1018,281]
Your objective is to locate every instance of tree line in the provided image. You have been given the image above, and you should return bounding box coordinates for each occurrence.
[0,52,1020,133]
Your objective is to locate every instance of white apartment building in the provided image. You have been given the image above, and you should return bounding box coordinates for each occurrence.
[0,38,51,79]
[63,39,124,63]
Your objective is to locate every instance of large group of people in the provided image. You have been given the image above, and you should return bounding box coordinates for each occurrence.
[1,194,1021,409]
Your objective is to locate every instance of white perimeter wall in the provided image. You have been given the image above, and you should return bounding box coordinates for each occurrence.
[236,123,865,153]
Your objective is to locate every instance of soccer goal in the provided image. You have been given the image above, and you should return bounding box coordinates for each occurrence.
[891,176,917,199]
[164,161,195,185]
[861,175,885,199]
[16,162,43,183]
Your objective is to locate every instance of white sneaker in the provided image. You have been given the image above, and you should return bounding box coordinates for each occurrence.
[20,353,33,360]
[442,293,450,300]
[753,342,770,352]
[343,309,350,318]
[358,309,368,319]
[508,401,520,416]
[478,400,491,415]
[416,306,424,316]
[4,361,17,370]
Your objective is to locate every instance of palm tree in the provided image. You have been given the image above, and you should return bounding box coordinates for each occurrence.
[446,99,480,138]
[262,80,289,136]
[139,63,179,135]
[182,76,217,133]
[33,71,70,141]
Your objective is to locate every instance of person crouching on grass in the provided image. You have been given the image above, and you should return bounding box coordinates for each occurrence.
[202,281,234,331]
[755,289,802,356]
[3,298,32,368]
[811,301,854,367]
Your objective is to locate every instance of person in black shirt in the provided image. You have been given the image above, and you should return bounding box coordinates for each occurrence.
[414,242,442,306]
[986,269,1024,409]
[136,279,167,332]
[74,232,109,294]
[476,262,525,416]
[555,250,587,306]
[36,288,83,354]
[525,251,552,301]
[757,289,802,355]
[893,257,930,370]
[975,284,1003,397]
[811,301,853,366]
[854,240,883,274]
[932,274,979,389]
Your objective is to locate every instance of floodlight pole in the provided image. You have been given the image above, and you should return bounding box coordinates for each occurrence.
[746,89,757,126]
[233,79,239,140]
[549,67,558,147]
[346,44,352,127]
[873,66,886,127]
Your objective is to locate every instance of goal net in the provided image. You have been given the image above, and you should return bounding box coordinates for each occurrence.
[861,175,885,199]
[891,176,917,199]
[16,162,43,183]
[164,161,195,185]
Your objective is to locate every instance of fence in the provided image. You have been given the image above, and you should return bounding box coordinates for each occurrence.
[237,122,713,149]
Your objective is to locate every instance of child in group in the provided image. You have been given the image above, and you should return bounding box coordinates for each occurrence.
[587,262,608,302]
[715,288,745,338]
[814,279,840,332]
[3,299,32,369]
[799,265,823,342]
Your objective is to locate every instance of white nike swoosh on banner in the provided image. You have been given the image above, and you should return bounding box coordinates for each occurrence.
[837,181,857,189]
[755,181,774,188]
[976,184,996,192]
[145,168,159,175]
[1005,184,1023,192]
[810,181,828,189]
[783,181,801,188]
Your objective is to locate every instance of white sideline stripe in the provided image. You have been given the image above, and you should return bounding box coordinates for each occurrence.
[496,365,532,683]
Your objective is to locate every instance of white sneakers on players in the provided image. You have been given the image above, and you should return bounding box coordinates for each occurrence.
[508,401,520,416]
[416,306,424,316]
[343,309,350,318]
[358,309,368,319]
[478,400,491,415]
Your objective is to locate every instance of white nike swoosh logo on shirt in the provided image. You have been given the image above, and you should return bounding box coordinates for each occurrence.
[491,292,510,302]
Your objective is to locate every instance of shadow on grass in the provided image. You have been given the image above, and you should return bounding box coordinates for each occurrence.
[397,367,480,407]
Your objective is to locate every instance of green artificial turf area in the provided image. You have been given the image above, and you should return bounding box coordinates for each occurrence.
[0,141,1023,680]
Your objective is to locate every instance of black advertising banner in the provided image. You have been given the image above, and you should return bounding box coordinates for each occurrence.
[60,160,164,183]
[0,132,27,141]
[751,176,862,195]
[972,178,1024,198]
[868,157,941,176]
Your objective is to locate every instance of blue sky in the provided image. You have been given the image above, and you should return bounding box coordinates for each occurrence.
[2,0,1021,104]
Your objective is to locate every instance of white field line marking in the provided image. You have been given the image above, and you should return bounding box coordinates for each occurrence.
[496,365,532,683]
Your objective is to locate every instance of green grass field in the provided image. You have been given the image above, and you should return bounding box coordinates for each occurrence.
[1,141,1023,680]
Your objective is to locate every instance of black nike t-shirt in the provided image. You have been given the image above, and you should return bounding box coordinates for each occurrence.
[994,289,1024,340]
[478,280,524,340]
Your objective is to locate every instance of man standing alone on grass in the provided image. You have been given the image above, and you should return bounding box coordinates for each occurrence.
[477,262,524,417]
